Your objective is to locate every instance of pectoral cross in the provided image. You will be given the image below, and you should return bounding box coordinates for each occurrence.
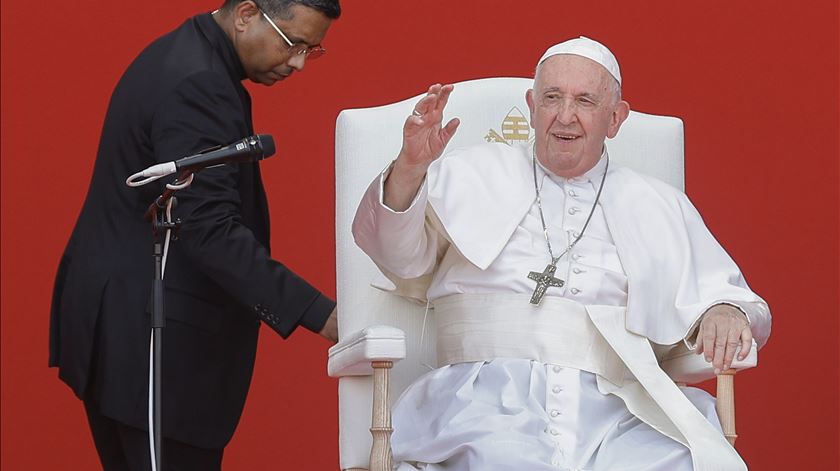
[527,263,564,305]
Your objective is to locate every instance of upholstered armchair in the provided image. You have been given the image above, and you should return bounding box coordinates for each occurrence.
[328,78,757,471]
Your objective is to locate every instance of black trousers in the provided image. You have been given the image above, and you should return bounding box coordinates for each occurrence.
[84,402,224,471]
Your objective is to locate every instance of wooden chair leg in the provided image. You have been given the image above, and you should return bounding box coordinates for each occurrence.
[716,369,737,446]
[370,361,394,471]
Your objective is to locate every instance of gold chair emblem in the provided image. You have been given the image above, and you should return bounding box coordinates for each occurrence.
[484,106,532,145]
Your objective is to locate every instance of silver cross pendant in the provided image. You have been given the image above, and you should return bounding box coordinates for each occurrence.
[527,263,564,305]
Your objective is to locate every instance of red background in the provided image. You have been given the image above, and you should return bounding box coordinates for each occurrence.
[2,1,838,469]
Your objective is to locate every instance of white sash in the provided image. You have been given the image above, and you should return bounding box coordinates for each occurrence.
[433,293,627,387]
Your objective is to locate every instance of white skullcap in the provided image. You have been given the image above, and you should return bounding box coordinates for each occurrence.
[537,36,621,85]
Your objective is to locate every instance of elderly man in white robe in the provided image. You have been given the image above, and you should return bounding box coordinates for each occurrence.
[352,37,771,471]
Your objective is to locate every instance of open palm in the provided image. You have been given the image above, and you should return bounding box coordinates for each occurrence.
[399,83,460,167]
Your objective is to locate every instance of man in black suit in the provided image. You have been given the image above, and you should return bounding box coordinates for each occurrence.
[49,1,341,469]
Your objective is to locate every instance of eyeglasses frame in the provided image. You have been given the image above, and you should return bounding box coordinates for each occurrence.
[257,7,326,59]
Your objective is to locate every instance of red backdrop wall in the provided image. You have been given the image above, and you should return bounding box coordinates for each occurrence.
[2,1,838,469]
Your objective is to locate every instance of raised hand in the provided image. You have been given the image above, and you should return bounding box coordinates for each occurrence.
[399,83,461,168]
[384,84,460,211]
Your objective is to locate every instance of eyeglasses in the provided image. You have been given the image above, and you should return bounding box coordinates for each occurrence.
[259,9,326,60]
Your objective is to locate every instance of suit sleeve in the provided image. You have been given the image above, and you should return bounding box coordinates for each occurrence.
[149,70,333,337]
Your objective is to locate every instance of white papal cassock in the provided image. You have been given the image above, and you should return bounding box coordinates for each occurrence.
[352,142,771,471]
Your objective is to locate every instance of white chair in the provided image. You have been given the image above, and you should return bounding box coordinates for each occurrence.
[329,77,757,471]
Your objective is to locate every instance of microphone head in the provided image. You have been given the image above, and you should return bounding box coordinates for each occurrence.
[257,134,276,158]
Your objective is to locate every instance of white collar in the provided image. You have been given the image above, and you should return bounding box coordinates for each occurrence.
[535,147,610,189]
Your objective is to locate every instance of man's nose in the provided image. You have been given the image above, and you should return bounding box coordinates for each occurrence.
[555,100,577,125]
[287,53,306,71]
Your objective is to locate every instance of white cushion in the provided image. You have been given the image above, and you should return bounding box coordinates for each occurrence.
[327,326,406,377]
[661,340,758,384]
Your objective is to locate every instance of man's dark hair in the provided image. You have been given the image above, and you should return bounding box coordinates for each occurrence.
[222,0,341,20]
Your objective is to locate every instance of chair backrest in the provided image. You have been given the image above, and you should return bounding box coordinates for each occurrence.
[334,77,684,470]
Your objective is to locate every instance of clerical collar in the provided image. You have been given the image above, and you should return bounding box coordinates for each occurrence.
[535,148,609,188]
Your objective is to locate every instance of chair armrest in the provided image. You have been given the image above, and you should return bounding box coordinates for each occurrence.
[328,326,406,378]
[660,339,758,384]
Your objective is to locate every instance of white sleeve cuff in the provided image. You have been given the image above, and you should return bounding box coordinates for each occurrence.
[377,160,428,215]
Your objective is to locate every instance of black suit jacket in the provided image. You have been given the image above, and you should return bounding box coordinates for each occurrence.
[49,13,334,449]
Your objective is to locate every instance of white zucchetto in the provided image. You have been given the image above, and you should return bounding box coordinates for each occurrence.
[538,36,622,85]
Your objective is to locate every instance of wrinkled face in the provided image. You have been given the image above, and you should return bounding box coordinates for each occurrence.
[526,55,629,177]
[232,2,332,86]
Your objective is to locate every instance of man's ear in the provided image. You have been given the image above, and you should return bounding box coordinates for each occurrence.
[232,0,261,33]
[526,89,536,129]
[607,100,630,139]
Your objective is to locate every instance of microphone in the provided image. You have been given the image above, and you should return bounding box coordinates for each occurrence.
[128,135,276,183]
[174,134,275,172]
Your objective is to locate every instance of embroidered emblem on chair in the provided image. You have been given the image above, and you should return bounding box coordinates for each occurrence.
[484,106,532,145]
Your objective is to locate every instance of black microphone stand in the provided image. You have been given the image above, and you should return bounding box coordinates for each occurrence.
[124,135,273,470]
[143,170,190,471]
